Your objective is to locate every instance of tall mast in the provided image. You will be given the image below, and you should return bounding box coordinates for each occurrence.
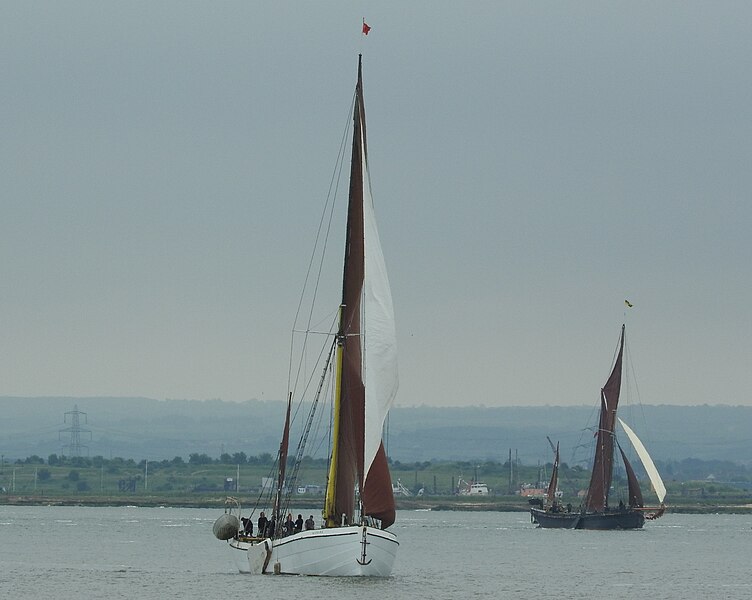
[324,307,346,526]
[273,392,292,532]
[325,55,367,528]
[323,54,397,529]
[546,442,560,506]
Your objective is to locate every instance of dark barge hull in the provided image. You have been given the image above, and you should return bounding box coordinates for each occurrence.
[530,507,645,530]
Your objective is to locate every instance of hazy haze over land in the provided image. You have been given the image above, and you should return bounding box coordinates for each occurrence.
[1,3,750,407]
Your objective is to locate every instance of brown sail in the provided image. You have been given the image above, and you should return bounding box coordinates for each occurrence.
[546,442,560,506]
[584,324,625,512]
[620,446,645,508]
[329,55,395,529]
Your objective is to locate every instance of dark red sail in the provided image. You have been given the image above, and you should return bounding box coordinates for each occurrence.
[620,446,645,508]
[584,324,625,512]
[331,55,395,528]
[546,442,560,506]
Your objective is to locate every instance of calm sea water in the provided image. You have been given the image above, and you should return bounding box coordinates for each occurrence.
[1,505,750,599]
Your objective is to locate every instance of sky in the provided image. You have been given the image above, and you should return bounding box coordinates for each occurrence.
[1,2,750,408]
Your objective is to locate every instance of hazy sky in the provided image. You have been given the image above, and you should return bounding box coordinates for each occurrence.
[1,2,750,408]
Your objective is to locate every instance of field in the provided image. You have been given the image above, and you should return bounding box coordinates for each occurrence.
[2,456,750,514]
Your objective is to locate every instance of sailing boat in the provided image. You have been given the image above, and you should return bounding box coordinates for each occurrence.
[531,324,667,529]
[213,55,399,576]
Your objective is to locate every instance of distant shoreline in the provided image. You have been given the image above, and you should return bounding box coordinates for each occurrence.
[2,495,750,514]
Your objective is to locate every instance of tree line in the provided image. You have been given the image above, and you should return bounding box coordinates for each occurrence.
[6,453,752,484]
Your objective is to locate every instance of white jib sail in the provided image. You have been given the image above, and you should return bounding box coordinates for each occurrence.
[618,417,667,503]
[361,132,399,486]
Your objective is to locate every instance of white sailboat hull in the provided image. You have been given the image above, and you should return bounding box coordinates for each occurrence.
[230,525,398,576]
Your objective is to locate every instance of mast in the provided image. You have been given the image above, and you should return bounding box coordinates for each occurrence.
[584,324,625,512]
[323,55,397,529]
[326,55,367,528]
[546,442,560,506]
[324,308,346,526]
[273,392,292,533]
[358,53,398,527]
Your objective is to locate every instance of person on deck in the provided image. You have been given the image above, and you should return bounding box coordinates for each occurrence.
[241,517,253,535]
[284,513,295,536]
[294,514,304,533]
[257,512,268,536]
[304,515,315,530]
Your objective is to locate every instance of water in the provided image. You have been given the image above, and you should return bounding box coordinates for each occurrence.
[1,506,750,599]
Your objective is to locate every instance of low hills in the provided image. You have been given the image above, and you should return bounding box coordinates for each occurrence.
[2,396,751,466]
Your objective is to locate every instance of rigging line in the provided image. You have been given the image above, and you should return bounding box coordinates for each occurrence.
[625,336,650,442]
[570,399,601,474]
[290,312,339,427]
[308,409,330,459]
[295,337,335,456]
[287,164,348,407]
[290,327,334,430]
[309,305,341,331]
[324,359,335,497]
[303,88,356,335]
[287,91,356,397]
[291,328,339,336]
[288,92,351,338]
[247,456,281,520]
[290,318,331,409]
[609,325,623,372]
[282,339,338,519]
[246,465,275,522]
[289,307,341,402]
[303,360,334,462]
[297,90,356,340]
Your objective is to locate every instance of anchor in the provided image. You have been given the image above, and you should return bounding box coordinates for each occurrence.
[356,525,372,566]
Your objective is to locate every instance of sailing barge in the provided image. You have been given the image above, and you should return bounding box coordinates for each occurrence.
[531,325,666,530]
[214,54,400,575]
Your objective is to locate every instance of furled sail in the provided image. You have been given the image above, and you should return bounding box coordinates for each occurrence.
[546,442,560,506]
[618,417,667,503]
[325,55,397,529]
[585,324,625,512]
[273,393,292,525]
